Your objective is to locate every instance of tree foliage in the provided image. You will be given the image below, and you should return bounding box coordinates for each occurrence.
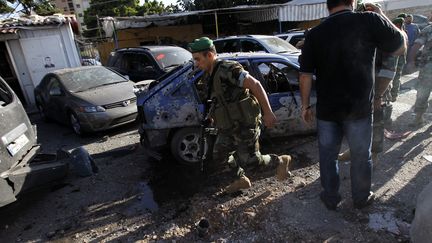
[83,0,173,37]
[0,0,59,15]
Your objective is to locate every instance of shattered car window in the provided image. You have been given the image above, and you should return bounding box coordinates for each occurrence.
[260,37,299,53]
[59,67,128,92]
[152,49,192,69]
[0,79,13,107]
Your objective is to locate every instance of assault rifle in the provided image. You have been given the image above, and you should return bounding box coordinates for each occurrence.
[199,98,216,171]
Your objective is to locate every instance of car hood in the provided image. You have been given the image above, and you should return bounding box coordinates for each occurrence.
[278,52,301,66]
[73,81,136,105]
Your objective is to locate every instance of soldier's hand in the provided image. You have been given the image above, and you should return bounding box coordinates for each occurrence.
[364,3,383,15]
[263,112,277,128]
[302,108,314,125]
[374,98,383,111]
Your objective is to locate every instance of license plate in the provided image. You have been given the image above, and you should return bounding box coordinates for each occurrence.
[7,134,29,157]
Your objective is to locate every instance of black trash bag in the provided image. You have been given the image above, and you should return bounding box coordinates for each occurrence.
[70,147,98,177]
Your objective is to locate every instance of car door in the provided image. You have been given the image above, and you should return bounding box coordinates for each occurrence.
[240,39,267,53]
[123,52,159,82]
[45,76,67,122]
[251,59,316,137]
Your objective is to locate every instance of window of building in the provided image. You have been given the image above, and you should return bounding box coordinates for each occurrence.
[76,4,80,8]
[78,13,83,17]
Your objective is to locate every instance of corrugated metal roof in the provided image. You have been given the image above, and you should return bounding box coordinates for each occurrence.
[279,0,328,21]
[0,15,75,34]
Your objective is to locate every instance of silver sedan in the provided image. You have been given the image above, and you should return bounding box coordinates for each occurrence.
[34,66,137,135]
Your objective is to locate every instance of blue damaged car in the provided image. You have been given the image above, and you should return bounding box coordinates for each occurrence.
[136,52,316,164]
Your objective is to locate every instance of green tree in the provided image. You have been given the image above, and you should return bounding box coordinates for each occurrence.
[83,0,139,37]
[0,0,14,14]
[0,0,59,15]
[83,0,173,38]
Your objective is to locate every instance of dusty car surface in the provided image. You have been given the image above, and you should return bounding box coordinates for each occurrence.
[34,66,138,135]
[136,53,317,164]
[0,76,68,207]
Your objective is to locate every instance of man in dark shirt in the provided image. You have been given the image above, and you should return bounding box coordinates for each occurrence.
[299,0,406,210]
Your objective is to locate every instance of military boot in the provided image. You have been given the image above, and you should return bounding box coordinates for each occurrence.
[276,155,292,181]
[338,149,351,162]
[410,114,424,127]
[224,176,251,194]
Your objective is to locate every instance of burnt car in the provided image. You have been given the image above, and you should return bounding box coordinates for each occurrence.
[136,53,317,164]
[106,46,193,82]
[0,76,68,207]
[34,66,137,135]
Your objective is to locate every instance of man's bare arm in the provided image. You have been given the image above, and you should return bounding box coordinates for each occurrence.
[243,75,277,128]
[299,73,314,124]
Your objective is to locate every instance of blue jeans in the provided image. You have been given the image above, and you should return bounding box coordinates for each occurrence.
[317,116,373,203]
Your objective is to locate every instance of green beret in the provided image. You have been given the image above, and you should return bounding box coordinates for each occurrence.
[392,17,404,25]
[188,37,214,53]
[397,13,407,18]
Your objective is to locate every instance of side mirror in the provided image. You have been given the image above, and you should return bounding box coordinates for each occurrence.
[49,87,63,96]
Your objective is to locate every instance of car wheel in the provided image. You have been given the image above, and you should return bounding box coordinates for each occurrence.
[170,127,208,165]
[69,112,83,135]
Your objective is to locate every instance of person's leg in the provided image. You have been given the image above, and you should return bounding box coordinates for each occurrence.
[372,106,384,156]
[391,55,405,101]
[214,131,252,194]
[213,132,244,177]
[317,119,344,206]
[234,124,292,180]
[413,65,432,125]
[343,116,373,204]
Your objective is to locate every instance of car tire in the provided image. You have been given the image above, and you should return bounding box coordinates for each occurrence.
[70,147,98,177]
[69,112,84,136]
[170,127,208,165]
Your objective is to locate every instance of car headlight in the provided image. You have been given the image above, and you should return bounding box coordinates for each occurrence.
[79,106,106,113]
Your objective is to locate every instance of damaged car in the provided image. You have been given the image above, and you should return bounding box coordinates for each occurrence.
[0,76,69,207]
[136,53,316,164]
[34,66,138,135]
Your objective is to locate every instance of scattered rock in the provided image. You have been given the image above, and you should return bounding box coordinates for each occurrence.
[46,231,56,239]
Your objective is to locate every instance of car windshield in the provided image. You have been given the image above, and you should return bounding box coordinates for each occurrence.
[59,67,128,92]
[260,37,299,53]
[152,48,192,69]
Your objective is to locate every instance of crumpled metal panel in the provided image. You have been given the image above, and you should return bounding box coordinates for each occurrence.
[138,63,202,130]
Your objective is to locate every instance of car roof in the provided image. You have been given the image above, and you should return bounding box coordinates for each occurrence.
[115,45,186,52]
[214,35,280,41]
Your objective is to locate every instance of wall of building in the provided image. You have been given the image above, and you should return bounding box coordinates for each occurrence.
[386,5,432,19]
[5,24,80,107]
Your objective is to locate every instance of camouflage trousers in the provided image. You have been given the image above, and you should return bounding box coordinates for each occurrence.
[212,123,273,178]
[414,63,432,115]
[372,90,393,153]
[390,55,406,99]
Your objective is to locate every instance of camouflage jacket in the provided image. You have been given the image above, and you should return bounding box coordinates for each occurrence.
[415,25,432,66]
[203,60,261,129]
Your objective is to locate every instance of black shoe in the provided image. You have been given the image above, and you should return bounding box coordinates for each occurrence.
[354,192,375,209]
[320,192,341,211]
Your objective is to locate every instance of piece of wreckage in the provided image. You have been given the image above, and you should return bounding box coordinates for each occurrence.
[134,52,317,165]
[0,77,97,207]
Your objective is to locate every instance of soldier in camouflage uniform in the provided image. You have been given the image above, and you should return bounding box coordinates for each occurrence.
[188,37,292,194]
[407,24,432,126]
[390,17,407,101]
